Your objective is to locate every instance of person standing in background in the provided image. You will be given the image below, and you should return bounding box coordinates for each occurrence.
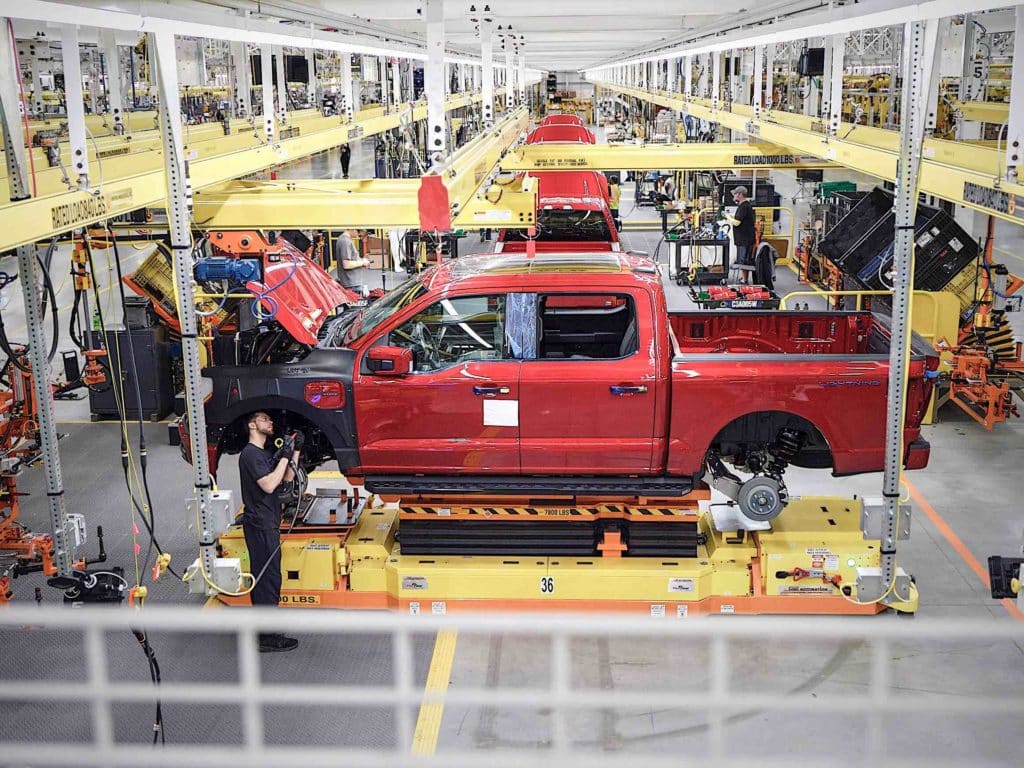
[724,186,756,284]
[340,143,352,178]
[335,229,371,295]
[608,176,622,230]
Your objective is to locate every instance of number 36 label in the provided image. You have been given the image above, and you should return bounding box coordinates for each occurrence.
[540,576,555,594]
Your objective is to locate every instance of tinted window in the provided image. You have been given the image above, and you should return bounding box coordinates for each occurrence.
[536,294,637,360]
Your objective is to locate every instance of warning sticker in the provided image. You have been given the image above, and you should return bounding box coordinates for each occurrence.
[431,601,447,615]
[676,605,689,618]
[650,604,666,618]
[668,578,695,593]
[409,602,420,615]
[720,604,735,614]
[824,555,840,571]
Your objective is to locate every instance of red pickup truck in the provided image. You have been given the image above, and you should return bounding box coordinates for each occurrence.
[496,171,618,254]
[188,252,936,521]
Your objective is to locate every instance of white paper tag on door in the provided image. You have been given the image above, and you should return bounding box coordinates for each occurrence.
[483,399,519,427]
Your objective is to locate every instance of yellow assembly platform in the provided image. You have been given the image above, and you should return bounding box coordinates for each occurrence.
[213,488,918,616]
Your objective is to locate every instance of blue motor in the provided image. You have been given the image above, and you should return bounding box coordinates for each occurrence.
[193,258,261,284]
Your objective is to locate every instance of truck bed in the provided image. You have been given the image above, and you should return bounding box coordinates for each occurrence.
[669,310,911,357]
[664,310,936,478]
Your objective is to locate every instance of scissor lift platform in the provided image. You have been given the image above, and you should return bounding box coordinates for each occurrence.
[214,491,917,616]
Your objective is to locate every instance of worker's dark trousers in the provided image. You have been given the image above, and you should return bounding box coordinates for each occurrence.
[243,524,282,607]
[341,156,351,177]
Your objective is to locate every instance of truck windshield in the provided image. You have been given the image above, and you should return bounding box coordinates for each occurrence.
[505,209,612,242]
[343,277,427,345]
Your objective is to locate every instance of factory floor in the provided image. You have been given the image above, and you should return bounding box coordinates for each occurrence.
[1,126,1023,765]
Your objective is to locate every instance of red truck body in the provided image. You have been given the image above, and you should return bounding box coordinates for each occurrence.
[525,124,597,144]
[191,253,935,503]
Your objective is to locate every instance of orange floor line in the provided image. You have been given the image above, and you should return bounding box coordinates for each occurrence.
[905,478,1024,622]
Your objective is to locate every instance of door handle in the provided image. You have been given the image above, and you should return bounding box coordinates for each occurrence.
[473,385,510,396]
[610,385,648,395]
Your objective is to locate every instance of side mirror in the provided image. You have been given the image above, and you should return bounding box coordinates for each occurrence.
[367,346,413,376]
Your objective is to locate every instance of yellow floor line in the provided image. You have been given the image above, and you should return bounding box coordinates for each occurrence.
[411,629,459,755]
[308,469,344,479]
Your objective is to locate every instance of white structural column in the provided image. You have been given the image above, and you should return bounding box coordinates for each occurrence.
[230,41,250,118]
[305,47,317,108]
[0,21,73,578]
[820,36,835,121]
[60,25,88,187]
[424,0,446,165]
[100,30,124,133]
[260,44,274,140]
[684,55,693,98]
[826,34,845,136]
[764,43,775,114]
[872,19,941,610]
[151,29,217,589]
[517,55,525,105]
[699,54,709,99]
[712,51,721,110]
[481,17,494,126]
[667,57,677,93]
[275,45,287,124]
[752,45,764,118]
[504,48,514,106]
[392,58,402,106]
[341,52,354,122]
[30,40,45,115]
[1006,6,1023,183]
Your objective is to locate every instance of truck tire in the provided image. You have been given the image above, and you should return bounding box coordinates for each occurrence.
[737,476,787,522]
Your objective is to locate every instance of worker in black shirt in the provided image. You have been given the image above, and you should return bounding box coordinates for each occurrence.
[239,411,303,653]
[725,186,756,284]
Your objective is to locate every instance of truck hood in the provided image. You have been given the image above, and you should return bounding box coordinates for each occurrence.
[245,246,356,345]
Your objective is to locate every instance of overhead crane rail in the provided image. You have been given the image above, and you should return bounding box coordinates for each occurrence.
[0,90,509,251]
[594,82,1024,227]
[500,142,838,172]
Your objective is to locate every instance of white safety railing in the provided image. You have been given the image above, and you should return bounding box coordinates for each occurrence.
[0,606,1021,767]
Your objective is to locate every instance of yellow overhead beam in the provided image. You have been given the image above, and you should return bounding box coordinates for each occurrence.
[598,82,1024,227]
[500,142,838,171]
[955,100,1010,124]
[0,90,505,252]
[192,108,536,231]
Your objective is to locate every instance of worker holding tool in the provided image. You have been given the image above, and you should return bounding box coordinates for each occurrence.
[239,411,303,653]
[723,186,756,284]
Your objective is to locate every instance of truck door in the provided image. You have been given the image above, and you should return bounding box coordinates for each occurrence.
[354,293,521,474]
[518,290,658,474]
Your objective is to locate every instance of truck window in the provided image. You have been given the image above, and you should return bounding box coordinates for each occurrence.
[536,293,637,360]
[387,294,508,373]
[343,277,427,345]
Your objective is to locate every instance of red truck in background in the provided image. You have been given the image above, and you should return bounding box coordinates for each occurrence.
[186,252,936,522]
[540,114,586,127]
[496,171,619,254]
[525,124,597,144]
